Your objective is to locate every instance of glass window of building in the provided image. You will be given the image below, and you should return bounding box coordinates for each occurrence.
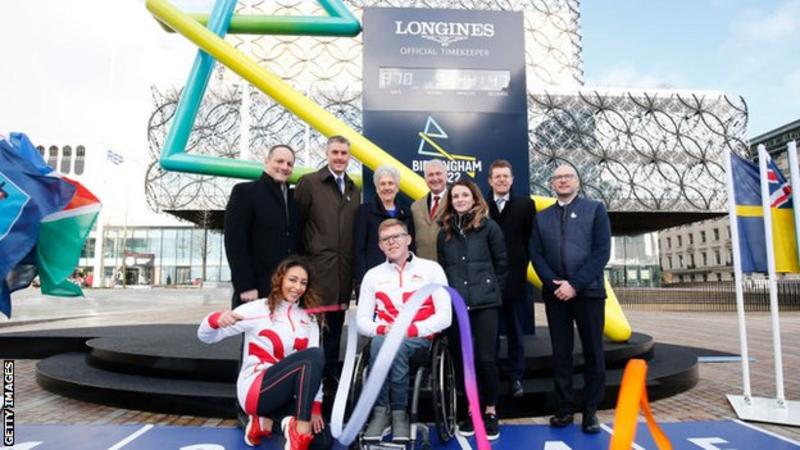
[146,229,162,266]
[191,265,204,282]
[162,229,178,266]
[47,145,58,168]
[715,250,721,265]
[688,233,694,245]
[702,252,707,266]
[61,145,72,174]
[716,273,722,281]
[163,266,177,286]
[74,145,86,175]
[206,231,224,282]
[667,237,671,248]
[176,229,192,266]
[677,235,682,247]
[176,266,191,285]
[690,254,695,266]
[36,145,45,157]
[191,229,206,266]
[668,256,672,268]
[103,229,118,258]
[81,238,96,258]
[714,228,720,241]
[700,231,706,243]
[679,255,684,267]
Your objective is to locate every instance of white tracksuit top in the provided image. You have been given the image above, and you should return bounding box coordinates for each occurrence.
[198,299,323,414]
[356,254,452,338]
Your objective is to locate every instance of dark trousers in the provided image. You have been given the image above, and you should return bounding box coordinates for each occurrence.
[254,347,324,421]
[544,295,605,415]
[448,306,500,409]
[322,310,346,381]
[498,296,527,381]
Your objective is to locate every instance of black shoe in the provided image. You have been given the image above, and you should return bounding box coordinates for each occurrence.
[582,414,601,434]
[458,416,474,437]
[510,380,524,398]
[484,413,500,440]
[549,412,574,428]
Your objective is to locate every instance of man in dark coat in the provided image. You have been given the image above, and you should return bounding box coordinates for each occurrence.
[487,159,534,398]
[529,164,611,434]
[295,135,361,386]
[224,144,303,308]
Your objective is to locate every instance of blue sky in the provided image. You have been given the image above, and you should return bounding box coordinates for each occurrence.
[581,0,800,137]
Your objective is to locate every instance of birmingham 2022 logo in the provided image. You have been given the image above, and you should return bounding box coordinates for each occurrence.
[411,116,482,182]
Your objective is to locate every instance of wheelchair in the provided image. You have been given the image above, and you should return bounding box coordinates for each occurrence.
[346,334,458,450]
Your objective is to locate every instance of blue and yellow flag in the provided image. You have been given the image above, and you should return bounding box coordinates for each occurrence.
[730,152,800,273]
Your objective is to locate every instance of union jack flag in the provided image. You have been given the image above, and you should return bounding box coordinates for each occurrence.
[767,158,792,209]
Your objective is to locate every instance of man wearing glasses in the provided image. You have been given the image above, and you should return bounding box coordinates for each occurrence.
[529,165,611,434]
[356,218,451,443]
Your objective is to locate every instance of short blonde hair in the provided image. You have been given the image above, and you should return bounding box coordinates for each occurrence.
[378,218,408,235]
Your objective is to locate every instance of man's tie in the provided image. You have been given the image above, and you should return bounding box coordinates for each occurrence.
[336,176,345,195]
[430,194,440,219]
[281,183,288,220]
[496,197,506,214]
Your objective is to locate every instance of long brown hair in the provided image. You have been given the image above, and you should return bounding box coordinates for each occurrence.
[267,256,324,325]
[438,178,489,240]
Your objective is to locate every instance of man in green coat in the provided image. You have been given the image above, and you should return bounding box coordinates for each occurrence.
[295,135,361,390]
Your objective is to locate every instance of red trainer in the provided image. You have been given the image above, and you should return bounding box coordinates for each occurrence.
[244,415,271,446]
[282,417,314,450]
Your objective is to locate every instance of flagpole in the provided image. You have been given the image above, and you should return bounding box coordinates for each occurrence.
[788,141,800,269]
[725,150,752,400]
[758,144,786,405]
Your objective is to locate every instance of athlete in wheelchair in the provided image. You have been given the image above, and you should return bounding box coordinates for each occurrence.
[352,219,457,448]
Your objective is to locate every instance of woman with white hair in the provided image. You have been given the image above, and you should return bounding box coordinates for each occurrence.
[353,164,416,287]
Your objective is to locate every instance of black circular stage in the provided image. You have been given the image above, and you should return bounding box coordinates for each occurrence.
[0,325,698,419]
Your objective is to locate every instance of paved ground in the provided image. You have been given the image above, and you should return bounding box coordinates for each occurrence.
[2,287,799,441]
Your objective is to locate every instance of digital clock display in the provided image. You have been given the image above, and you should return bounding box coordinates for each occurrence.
[378,67,511,92]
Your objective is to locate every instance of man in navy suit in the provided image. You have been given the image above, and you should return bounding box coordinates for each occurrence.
[529,164,611,434]
[224,144,303,308]
[487,160,534,398]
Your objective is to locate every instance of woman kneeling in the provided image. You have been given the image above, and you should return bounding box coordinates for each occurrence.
[198,257,326,450]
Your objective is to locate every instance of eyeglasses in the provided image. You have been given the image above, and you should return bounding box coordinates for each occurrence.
[550,174,576,182]
[379,233,408,244]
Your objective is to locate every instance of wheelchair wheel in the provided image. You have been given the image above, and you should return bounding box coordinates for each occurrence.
[346,345,370,422]
[431,336,457,443]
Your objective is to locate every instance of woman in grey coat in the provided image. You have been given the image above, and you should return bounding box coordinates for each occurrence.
[437,178,508,441]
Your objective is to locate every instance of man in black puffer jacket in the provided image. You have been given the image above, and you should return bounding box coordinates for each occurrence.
[530,165,611,434]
